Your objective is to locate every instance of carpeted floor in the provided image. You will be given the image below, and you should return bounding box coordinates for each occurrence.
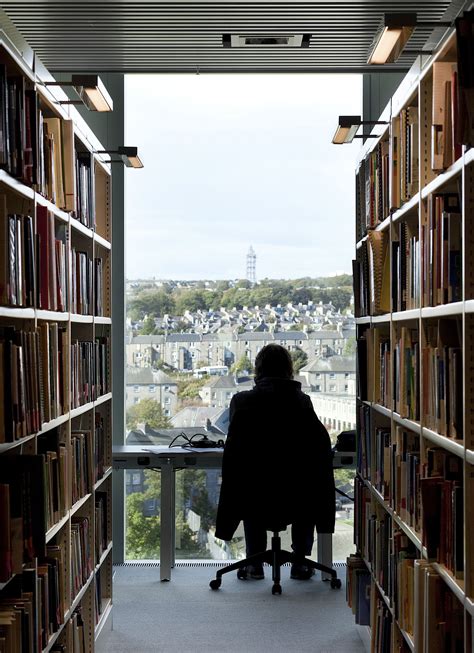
[97,564,365,653]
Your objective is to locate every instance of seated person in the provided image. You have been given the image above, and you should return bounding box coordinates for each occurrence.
[215,343,335,580]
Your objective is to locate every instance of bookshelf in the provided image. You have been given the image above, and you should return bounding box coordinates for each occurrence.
[0,31,113,652]
[350,12,474,653]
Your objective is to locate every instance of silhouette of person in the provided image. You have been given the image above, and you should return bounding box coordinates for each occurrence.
[215,343,335,580]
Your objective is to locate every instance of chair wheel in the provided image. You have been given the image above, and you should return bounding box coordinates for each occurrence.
[330,578,341,589]
[237,568,248,580]
[272,583,282,595]
[210,579,221,590]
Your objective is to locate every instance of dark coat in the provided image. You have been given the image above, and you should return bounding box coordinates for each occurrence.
[215,377,335,541]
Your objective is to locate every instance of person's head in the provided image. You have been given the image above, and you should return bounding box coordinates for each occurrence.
[254,344,294,382]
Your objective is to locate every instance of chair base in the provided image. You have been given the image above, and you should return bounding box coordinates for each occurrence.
[209,532,341,595]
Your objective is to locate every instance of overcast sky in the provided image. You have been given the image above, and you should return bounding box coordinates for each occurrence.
[125,74,362,281]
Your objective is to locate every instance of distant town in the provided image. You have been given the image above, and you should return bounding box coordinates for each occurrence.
[125,274,356,446]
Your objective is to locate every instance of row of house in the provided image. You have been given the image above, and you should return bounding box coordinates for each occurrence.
[127,328,353,372]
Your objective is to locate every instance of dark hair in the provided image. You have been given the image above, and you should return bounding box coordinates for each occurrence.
[254,344,294,381]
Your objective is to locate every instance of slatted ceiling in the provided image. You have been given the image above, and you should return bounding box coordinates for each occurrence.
[0,1,457,73]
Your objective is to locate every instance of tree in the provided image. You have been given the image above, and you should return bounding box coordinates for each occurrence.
[126,398,172,430]
[343,336,356,356]
[290,346,308,373]
[140,314,157,335]
[128,288,175,318]
[231,354,253,376]
[174,289,212,314]
[177,377,207,401]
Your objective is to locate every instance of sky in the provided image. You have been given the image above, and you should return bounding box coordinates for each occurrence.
[125,73,362,281]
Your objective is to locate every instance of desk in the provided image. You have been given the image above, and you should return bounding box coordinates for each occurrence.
[113,445,356,581]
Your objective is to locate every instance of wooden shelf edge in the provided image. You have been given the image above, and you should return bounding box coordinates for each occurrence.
[0,306,35,318]
[422,428,464,459]
[0,432,36,453]
[95,393,112,407]
[94,467,113,490]
[95,541,113,572]
[94,233,112,250]
[70,492,92,516]
[70,402,94,419]
[391,194,419,224]
[431,562,465,606]
[70,216,94,239]
[46,513,69,543]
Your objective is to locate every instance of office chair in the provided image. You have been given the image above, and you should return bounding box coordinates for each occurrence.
[209,520,341,595]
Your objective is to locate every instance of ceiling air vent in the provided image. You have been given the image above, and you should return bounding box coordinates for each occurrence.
[222,34,311,48]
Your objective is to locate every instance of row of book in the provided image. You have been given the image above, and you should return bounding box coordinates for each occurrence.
[0,327,110,442]
[71,431,92,507]
[0,323,68,442]
[70,337,109,409]
[392,220,420,312]
[71,515,93,600]
[0,203,107,313]
[95,492,109,564]
[0,65,36,185]
[356,441,464,581]
[392,106,419,210]
[358,322,462,436]
[421,193,461,308]
[52,607,88,653]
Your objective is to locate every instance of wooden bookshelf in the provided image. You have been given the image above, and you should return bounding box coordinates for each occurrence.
[0,31,113,652]
[350,14,474,652]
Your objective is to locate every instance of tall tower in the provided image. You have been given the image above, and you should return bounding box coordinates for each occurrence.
[246,246,256,284]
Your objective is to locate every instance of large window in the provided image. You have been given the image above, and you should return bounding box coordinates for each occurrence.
[124,73,361,561]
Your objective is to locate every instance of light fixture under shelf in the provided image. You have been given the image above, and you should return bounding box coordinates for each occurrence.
[96,146,144,168]
[44,74,113,112]
[332,116,388,144]
[222,34,311,48]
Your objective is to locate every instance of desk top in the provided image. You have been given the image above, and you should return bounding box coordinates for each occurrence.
[112,446,356,469]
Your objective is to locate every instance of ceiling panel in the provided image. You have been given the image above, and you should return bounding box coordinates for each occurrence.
[0,1,464,73]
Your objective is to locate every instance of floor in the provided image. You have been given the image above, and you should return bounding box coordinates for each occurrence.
[97,563,366,653]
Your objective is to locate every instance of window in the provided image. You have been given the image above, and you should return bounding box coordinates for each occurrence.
[164,385,170,391]
[315,385,321,392]
[330,384,336,392]
[164,397,171,404]
[344,384,348,392]
[315,373,321,379]
[132,473,141,485]
[212,392,217,399]
[133,397,140,404]
[345,373,350,379]
[149,385,155,392]
[329,373,336,379]
[164,409,170,416]
[134,385,140,392]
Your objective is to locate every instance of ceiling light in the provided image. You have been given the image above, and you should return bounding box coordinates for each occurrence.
[223,34,311,48]
[368,12,451,65]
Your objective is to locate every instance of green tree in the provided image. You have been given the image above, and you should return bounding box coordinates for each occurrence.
[128,288,175,318]
[140,314,157,335]
[177,377,207,401]
[343,336,356,356]
[174,289,212,314]
[232,354,253,376]
[126,398,172,430]
[290,346,308,372]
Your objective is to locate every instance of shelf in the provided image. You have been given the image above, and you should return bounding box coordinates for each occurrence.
[371,314,390,324]
[70,492,92,516]
[392,309,420,322]
[94,316,112,325]
[375,217,390,233]
[46,513,69,543]
[0,573,17,592]
[391,194,419,225]
[371,403,392,420]
[38,413,69,436]
[464,300,474,314]
[36,310,70,322]
[420,302,464,318]
[70,216,94,239]
[399,627,415,653]
[421,155,464,199]
[95,598,113,642]
[0,306,35,319]
[94,233,112,251]
[466,450,474,466]
[392,413,422,435]
[422,428,464,460]
[0,432,36,453]
[95,393,112,407]
[70,402,94,419]
[355,316,371,324]
[70,313,94,324]
[94,467,113,491]
[34,193,69,223]
[95,541,113,572]
[356,235,368,250]
[431,563,465,607]
[0,169,35,200]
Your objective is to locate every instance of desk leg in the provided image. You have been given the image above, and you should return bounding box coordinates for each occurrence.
[317,533,333,581]
[160,460,175,581]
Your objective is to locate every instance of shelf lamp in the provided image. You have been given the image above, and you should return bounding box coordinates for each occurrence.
[96,146,144,168]
[45,74,113,112]
[368,12,451,65]
[332,116,388,144]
